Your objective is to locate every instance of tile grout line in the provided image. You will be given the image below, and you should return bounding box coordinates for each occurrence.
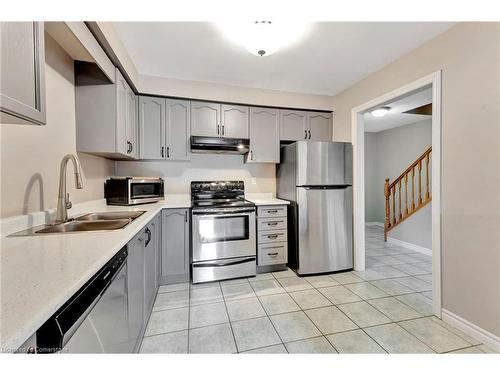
[220,282,241,353]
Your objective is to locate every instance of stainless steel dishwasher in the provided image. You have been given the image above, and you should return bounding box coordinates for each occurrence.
[36,247,129,353]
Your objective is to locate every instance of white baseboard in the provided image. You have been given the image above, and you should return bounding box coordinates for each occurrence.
[366,222,384,228]
[442,309,500,352]
[387,236,432,256]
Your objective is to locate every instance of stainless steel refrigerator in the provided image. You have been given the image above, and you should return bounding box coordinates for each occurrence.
[277,141,353,275]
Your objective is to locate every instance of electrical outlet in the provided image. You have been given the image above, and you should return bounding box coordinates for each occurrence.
[251,177,257,185]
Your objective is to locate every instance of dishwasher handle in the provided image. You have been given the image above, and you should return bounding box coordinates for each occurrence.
[36,247,128,353]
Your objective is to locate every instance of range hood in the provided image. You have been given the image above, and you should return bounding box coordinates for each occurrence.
[190,136,250,155]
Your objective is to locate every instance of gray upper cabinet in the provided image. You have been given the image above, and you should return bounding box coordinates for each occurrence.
[139,96,165,159]
[126,88,138,158]
[191,101,220,137]
[280,110,307,141]
[307,112,332,141]
[76,68,138,159]
[160,209,190,284]
[165,99,190,160]
[221,104,249,138]
[0,22,46,125]
[246,107,280,163]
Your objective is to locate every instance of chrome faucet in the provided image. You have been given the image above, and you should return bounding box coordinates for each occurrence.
[55,154,84,223]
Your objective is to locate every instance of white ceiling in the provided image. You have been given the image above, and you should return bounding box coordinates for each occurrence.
[364,88,432,132]
[113,22,454,96]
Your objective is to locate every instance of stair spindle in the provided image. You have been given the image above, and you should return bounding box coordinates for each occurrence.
[392,186,396,225]
[418,160,423,207]
[411,167,415,212]
[425,153,430,201]
[398,180,402,221]
[404,173,409,217]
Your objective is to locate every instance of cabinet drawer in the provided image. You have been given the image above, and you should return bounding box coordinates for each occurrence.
[258,230,288,244]
[257,205,287,218]
[258,243,287,265]
[258,217,287,231]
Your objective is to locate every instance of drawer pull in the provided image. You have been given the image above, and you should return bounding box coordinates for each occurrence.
[267,222,278,226]
[267,210,278,214]
[267,252,279,256]
[267,234,279,239]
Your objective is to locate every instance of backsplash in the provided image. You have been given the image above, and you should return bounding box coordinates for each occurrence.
[115,153,276,195]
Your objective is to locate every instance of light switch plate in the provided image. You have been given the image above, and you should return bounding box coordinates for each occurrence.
[251,177,257,185]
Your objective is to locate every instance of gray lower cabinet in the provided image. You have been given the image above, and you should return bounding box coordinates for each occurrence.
[256,205,288,270]
[143,221,157,317]
[0,22,46,125]
[75,67,138,159]
[160,208,190,284]
[127,229,145,352]
[246,107,280,163]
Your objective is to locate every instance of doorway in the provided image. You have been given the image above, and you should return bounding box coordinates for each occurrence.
[350,71,442,317]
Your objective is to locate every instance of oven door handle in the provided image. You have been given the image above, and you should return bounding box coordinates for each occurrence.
[193,257,255,268]
[192,209,255,216]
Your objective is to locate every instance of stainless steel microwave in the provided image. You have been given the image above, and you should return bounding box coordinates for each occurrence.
[104,177,164,206]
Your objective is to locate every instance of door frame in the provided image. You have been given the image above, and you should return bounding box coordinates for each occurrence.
[350,71,442,317]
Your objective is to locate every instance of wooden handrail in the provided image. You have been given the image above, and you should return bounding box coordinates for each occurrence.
[384,147,432,241]
[388,147,432,190]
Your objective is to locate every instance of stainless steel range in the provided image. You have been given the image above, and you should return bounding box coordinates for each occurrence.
[191,181,256,283]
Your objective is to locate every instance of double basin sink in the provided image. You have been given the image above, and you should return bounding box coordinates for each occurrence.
[11,211,146,236]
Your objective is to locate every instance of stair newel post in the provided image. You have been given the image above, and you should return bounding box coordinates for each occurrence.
[404,173,409,217]
[418,160,423,207]
[384,178,390,241]
[425,152,431,201]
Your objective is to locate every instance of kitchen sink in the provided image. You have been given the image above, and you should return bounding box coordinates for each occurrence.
[35,219,132,234]
[8,210,147,236]
[75,211,145,221]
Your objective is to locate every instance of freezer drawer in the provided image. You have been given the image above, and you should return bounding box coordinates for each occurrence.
[296,186,353,275]
[192,257,256,283]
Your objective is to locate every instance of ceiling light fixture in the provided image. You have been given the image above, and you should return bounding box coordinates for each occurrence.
[370,106,391,117]
[217,21,308,57]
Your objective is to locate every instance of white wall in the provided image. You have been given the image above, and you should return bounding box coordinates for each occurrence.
[332,23,500,336]
[115,154,276,196]
[0,34,115,218]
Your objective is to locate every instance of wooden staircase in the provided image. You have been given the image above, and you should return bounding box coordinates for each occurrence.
[384,147,432,241]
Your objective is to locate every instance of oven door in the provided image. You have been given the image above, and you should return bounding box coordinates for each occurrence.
[192,208,256,262]
[128,179,163,204]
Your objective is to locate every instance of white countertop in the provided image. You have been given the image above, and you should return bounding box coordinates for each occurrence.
[245,193,289,206]
[0,195,191,351]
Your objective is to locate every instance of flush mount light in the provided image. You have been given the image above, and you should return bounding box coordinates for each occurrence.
[370,106,391,117]
[217,21,308,57]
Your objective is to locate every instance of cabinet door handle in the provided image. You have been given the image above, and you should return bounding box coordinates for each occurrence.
[184,211,187,222]
[267,222,278,226]
[217,124,220,135]
[161,146,165,158]
[222,125,225,136]
[267,252,279,256]
[167,146,170,158]
[126,141,132,153]
[308,130,312,139]
[267,234,279,239]
[130,142,133,153]
[304,130,307,139]
[267,209,278,214]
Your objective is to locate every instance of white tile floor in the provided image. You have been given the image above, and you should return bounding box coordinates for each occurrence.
[140,225,496,354]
